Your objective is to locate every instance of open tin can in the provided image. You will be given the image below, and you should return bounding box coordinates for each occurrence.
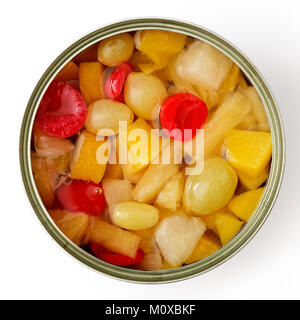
[19,18,285,283]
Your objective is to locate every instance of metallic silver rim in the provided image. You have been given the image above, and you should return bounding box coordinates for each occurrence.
[19,18,285,283]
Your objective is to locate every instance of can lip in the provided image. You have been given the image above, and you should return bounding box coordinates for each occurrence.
[19,18,285,284]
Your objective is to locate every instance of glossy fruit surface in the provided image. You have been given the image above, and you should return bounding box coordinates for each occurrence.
[104,62,134,102]
[90,243,144,266]
[159,92,208,141]
[36,81,87,138]
[56,180,106,216]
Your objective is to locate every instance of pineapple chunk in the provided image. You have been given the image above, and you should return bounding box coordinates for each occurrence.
[243,87,270,131]
[135,30,187,73]
[55,61,79,82]
[164,54,200,97]
[89,217,140,258]
[194,85,219,110]
[136,245,162,271]
[185,230,221,264]
[176,41,233,90]
[133,227,156,254]
[155,172,185,211]
[69,130,108,184]
[203,91,251,157]
[123,168,145,184]
[215,211,244,245]
[79,62,104,105]
[49,209,89,246]
[237,112,258,131]
[228,187,265,221]
[133,164,179,203]
[155,215,206,267]
[224,130,272,176]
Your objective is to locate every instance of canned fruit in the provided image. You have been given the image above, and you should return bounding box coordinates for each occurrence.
[155,215,206,267]
[176,41,233,90]
[90,243,144,266]
[124,72,167,120]
[155,172,185,211]
[104,62,134,102]
[36,81,87,138]
[224,130,272,176]
[79,62,104,105]
[203,91,251,157]
[89,217,140,258]
[133,164,179,203]
[183,158,238,215]
[112,202,159,231]
[69,130,108,183]
[85,99,134,135]
[29,29,273,272]
[159,92,208,141]
[56,180,106,216]
[49,209,89,246]
[214,211,244,245]
[134,30,187,73]
[33,125,74,159]
[185,230,221,264]
[228,187,265,221]
[97,33,134,67]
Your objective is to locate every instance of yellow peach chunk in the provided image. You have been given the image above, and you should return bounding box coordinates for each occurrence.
[228,187,265,221]
[70,130,108,183]
[224,130,272,176]
[185,230,221,264]
[79,62,104,105]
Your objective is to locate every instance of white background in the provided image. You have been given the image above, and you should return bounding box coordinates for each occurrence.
[1,0,299,300]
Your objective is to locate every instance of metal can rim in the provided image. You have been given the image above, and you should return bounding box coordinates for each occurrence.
[19,18,285,283]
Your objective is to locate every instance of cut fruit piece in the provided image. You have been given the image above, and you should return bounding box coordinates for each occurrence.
[136,251,162,271]
[124,72,167,120]
[133,164,179,203]
[215,211,244,245]
[102,178,134,206]
[183,157,238,215]
[238,74,248,89]
[224,130,272,176]
[88,217,140,258]
[118,117,167,175]
[185,230,221,264]
[79,62,104,105]
[123,168,145,184]
[158,207,186,222]
[243,86,270,131]
[55,61,79,82]
[31,153,69,208]
[155,215,206,267]
[31,155,56,208]
[36,81,87,138]
[164,54,200,97]
[69,130,108,184]
[237,163,270,190]
[112,202,159,231]
[203,91,251,157]
[129,50,152,71]
[133,227,156,254]
[194,85,219,110]
[176,41,233,90]
[33,125,74,159]
[134,30,187,73]
[155,172,185,211]
[48,209,89,246]
[236,112,258,131]
[228,187,265,221]
[85,99,134,135]
[90,243,144,266]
